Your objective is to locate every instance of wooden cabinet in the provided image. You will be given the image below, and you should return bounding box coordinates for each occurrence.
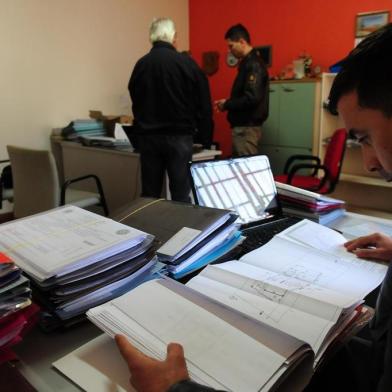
[260,80,320,174]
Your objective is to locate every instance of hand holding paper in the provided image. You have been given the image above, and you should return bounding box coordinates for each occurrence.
[115,335,189,392]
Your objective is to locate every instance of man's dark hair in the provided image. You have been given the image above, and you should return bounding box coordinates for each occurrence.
[224,24,251,43]
[328,23,392,118]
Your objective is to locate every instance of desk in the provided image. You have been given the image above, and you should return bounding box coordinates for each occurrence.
[54,141,221,213]
[13,322,101,392]
[9,209,391,391]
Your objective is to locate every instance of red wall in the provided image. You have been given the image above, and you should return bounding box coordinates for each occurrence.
[189,0,391,156]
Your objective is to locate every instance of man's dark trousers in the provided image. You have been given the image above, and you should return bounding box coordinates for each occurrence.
[138,134,193,203]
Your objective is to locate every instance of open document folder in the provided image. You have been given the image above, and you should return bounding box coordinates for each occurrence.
[187,220,386,366]
[85,278,314,392]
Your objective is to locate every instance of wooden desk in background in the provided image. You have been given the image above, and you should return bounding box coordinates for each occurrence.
[53,140,221,213]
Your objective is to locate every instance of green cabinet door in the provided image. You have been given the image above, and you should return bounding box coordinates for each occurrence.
[278,83,315,148]
[261,85,280,146]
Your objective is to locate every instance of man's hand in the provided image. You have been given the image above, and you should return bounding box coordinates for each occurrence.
[344,232,392,261]
[115,335,189,392]
[214,99,226,112]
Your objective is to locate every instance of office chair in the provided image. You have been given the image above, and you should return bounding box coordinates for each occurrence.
[275,128,347,194]
[0,159,14,209]
[7,145,109,218]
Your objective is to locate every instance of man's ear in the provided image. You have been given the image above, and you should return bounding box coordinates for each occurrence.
[173,32,178,49]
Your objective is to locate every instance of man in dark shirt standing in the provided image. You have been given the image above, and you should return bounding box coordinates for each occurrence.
[129,18,213,202]
[215,24,269,157]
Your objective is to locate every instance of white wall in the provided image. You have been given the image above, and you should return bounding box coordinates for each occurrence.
[0,0,189,159]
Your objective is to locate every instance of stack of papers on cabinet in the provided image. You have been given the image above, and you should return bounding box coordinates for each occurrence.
[0,206,157,322]
[275,182,346,224]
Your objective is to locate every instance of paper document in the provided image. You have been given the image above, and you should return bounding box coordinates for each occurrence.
[87,278,312,392]
[0,206,149,281]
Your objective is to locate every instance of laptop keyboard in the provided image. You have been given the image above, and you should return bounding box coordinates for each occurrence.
[241,216,300,254]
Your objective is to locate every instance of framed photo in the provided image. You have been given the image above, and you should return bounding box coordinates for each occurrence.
[355,11,390,37]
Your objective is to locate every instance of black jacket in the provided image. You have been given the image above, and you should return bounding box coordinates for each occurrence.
[223,48,269,127]
[128,41,213,147]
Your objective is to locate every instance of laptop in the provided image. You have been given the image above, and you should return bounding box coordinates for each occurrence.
[190,155,300,252]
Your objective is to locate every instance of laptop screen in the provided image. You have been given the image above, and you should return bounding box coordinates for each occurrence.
[190,155,280,225]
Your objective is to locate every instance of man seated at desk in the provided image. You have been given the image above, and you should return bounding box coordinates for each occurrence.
[115,24,392,392]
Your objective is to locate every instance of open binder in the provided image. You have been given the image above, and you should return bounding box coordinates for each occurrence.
[84,278,314,392]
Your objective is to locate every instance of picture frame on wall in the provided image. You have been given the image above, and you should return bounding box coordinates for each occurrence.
[355,10,390,37]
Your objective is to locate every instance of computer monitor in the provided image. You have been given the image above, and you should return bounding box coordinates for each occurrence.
[255,45,272,68]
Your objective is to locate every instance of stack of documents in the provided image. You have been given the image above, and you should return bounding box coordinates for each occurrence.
[115,199,244,280]
[276,182,346,225]
[0,252,39,364]
[0,206,157,323]
[155,210,243,279]
[61,119,106,141]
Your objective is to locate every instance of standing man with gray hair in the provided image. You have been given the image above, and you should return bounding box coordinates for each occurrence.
[128,18,213,202]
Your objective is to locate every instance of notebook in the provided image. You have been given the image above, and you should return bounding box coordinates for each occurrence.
[190,155,299,251]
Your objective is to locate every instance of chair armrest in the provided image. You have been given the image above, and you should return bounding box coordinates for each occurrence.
[283,155,321,176]
[287,163,330,191]
[60,174,109,216]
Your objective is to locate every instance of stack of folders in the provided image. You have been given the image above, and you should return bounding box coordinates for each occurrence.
[77,220,386,392]
[0,206,158,326]
[275,182,346,225]
[115,199,244,280]
[61,119,106,141]
[0,252,39,363]
[156,210,243,279]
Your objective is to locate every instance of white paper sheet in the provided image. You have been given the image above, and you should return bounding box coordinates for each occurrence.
[0,206,148,281]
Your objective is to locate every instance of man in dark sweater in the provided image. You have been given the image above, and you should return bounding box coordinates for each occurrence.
[215,24,269,157]
[129,18,213,202]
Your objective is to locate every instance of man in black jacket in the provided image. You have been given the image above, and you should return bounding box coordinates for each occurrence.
[129,18,213,202]
[215,24,269,157]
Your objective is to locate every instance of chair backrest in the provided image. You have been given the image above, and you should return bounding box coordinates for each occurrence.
[7,145,60,218]
[323,128,347,193]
